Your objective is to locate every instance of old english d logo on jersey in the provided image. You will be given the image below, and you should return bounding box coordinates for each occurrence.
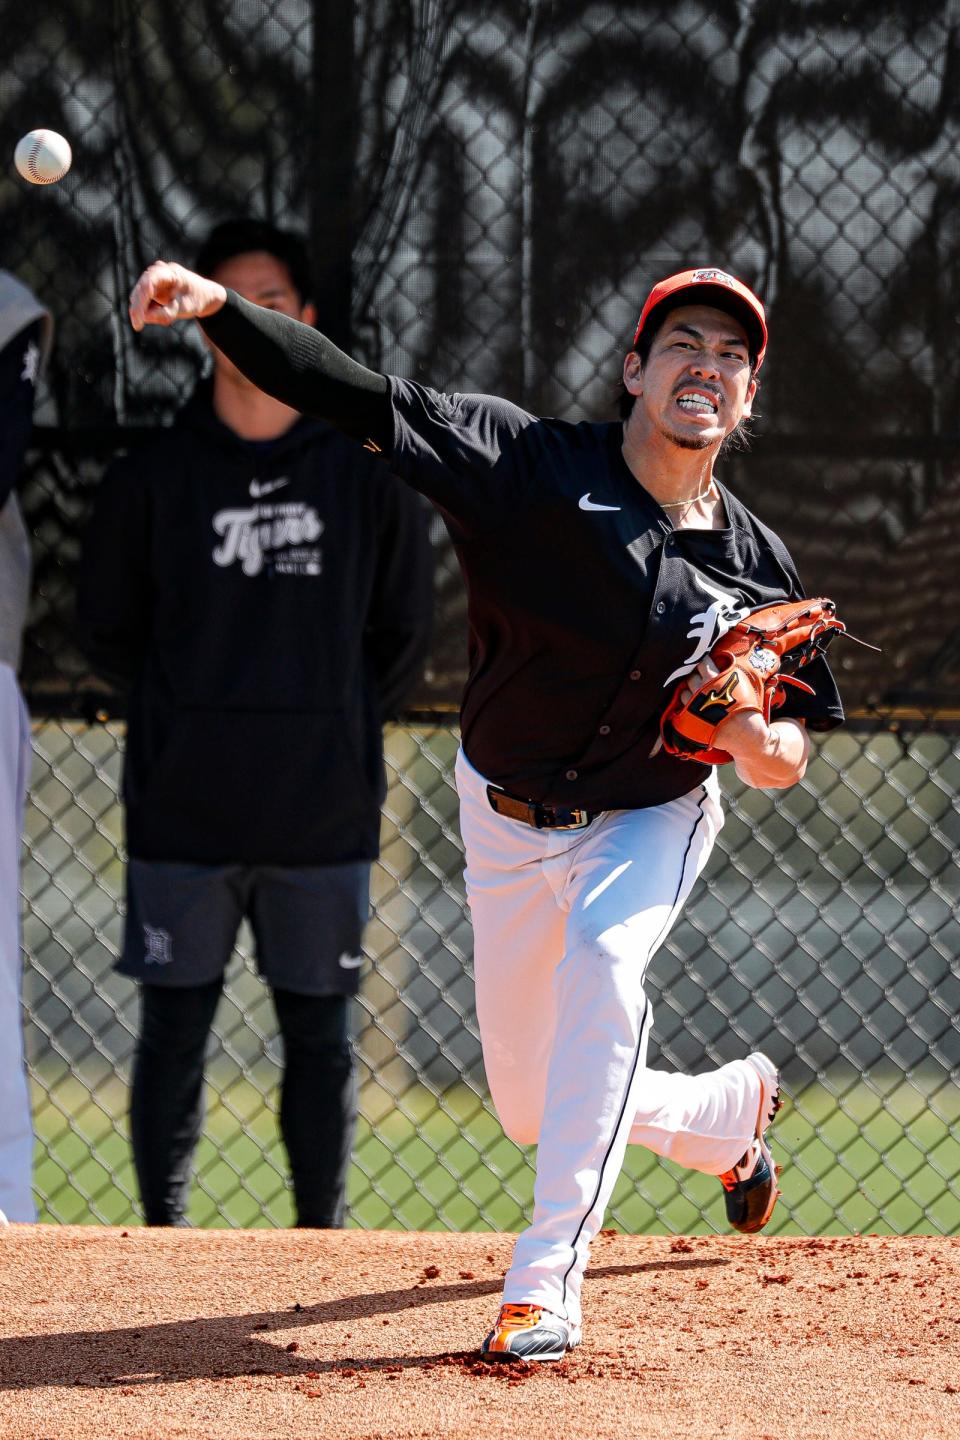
[694,670,740,720]
[663,576,751,689]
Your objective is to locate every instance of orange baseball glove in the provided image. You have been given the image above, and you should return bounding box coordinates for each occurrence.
[660,598,846,765]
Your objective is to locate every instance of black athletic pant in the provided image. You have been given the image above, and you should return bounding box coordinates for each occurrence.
[130,980,356,1227]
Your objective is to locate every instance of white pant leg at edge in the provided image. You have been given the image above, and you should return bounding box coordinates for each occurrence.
[0,664,36,1222]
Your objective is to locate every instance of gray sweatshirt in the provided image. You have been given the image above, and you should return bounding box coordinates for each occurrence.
[0,272,52,672]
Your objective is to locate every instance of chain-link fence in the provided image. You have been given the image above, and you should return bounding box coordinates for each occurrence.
[25,719,960,1233]
[5,2,959,1232]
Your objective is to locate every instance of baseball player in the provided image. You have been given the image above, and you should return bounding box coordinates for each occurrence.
[127,260,843,1359]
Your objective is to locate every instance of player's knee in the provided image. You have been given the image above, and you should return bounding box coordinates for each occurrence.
[492,1092,543,1146]
[500,1114,540,1146]
[273,989,349,1051]
[562,919,652,984]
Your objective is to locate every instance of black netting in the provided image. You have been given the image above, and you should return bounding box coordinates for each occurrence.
[5,2,958,1232]
[5,1,960,716]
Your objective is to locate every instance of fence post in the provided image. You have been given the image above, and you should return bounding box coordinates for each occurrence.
[309,1,356,351]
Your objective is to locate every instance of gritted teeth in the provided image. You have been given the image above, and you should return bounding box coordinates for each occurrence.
[677,390,719,413]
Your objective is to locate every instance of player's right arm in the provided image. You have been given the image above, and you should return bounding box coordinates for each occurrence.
[128,262,393,447]
[76,457,151,689]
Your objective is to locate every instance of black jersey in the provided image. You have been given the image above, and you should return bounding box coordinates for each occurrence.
[388,379,843,811]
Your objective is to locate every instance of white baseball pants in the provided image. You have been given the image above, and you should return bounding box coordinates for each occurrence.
[0,664,35,1221]
[456,747,766,1329]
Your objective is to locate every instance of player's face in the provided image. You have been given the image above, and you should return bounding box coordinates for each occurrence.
[623,304,757,451]
[203,250,316,382]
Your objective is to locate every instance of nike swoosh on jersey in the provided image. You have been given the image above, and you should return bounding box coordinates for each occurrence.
[338,953,364,969]
[578,493,621,512]
[249,477,290,498]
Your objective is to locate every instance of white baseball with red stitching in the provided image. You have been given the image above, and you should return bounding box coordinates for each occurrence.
[14,129,72,185]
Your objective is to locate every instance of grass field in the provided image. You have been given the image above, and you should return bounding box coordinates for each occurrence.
[30,1071,960,1237]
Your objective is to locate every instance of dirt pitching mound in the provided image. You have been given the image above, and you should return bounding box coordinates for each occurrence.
[0,1226,957,1439]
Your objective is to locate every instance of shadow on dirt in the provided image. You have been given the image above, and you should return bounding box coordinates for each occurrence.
[0,1255,726,1389]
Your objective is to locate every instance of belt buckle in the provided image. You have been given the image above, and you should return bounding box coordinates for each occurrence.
[486,785,590,831]
[552,806,590,830]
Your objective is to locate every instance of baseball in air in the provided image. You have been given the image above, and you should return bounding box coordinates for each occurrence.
[14,129,72,185]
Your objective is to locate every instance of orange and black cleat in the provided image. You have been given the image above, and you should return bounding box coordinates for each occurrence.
[480,1303,581,1362]
[719,1051,783,1234]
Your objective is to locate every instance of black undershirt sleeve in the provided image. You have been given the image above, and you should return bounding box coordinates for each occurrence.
[0,318,43,510]
[200,290,393,450]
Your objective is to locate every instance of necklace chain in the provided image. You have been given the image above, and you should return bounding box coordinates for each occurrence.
[658,482,713,509]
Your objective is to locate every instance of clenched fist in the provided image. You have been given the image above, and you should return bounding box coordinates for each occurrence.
[128,261,227,331]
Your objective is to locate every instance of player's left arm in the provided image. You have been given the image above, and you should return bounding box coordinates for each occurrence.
[674,654,811,789]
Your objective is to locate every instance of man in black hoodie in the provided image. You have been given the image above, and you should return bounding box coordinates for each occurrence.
[79,220,433,1228]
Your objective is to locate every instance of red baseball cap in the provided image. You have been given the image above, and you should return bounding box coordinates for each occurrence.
[632,267,768,371]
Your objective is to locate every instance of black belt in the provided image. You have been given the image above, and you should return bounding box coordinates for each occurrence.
[486,785,595,830]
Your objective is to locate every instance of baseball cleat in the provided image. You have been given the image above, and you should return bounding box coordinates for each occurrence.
[720,1051,782,1234]
[480,1303,581,1362]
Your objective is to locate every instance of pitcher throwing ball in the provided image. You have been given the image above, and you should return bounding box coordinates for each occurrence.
[128,260,844,1361]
